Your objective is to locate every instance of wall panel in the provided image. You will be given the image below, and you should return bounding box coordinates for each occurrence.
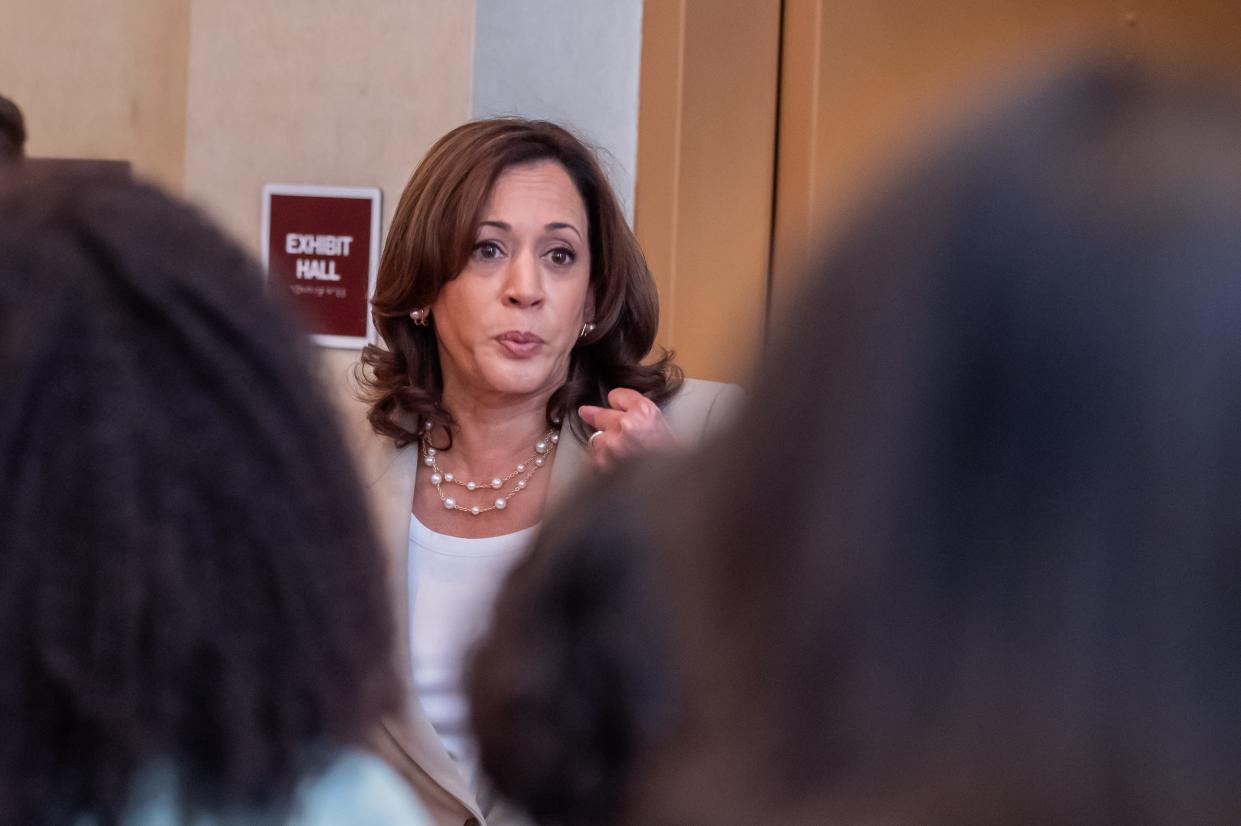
[635,0,781,385]
[771,1,1241,315]
[182,0,476,447]
[0,0,191,191]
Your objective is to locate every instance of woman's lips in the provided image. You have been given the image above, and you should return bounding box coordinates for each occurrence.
[496,331,545,358]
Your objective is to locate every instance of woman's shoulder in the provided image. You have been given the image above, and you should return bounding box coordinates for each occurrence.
[662,377,746,442]
[117,750,431,826]
[292,750,432,825]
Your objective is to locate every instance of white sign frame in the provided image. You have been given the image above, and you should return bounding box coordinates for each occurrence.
[261,183,382,350]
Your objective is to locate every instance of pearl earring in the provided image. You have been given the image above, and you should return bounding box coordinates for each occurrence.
[410,308,429,326]
[579,321,596,339]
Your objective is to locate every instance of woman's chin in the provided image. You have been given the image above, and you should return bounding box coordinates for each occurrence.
[475,361,565,400]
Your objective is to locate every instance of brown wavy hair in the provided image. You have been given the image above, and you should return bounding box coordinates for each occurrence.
[360,118,681,448]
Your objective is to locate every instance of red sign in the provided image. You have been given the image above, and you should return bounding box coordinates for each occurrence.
[262,184,381,348]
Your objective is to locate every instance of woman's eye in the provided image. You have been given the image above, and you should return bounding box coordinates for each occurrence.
[474,241,502,260]
[548,247,575,266]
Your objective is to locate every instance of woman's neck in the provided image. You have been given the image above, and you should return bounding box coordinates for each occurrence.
[436,384,555,478]
[414,382,561,538]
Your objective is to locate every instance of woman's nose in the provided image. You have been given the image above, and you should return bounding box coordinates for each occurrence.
[502,252,545,308]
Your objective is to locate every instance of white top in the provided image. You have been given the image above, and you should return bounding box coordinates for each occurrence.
[408,512,536,820]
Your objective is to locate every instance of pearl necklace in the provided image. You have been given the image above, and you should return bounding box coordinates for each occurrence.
[421,426,560,516]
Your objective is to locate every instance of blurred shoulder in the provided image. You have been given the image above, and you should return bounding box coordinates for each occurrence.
[117,750,431,826]
[662,377,746,443]
[292,750,432,825]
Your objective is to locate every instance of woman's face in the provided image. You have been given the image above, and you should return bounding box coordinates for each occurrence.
[431,160,593,406]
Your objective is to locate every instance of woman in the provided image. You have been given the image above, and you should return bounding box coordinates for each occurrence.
[359,118,741,825]
[0,172,429,825]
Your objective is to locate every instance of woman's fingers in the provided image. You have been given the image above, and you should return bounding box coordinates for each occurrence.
[605,387,649,412]
[578,389,678,470]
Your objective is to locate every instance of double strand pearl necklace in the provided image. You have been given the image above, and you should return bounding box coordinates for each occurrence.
[421,425,560,516]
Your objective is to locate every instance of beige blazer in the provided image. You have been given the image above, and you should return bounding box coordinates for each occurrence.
[361,378,743,826]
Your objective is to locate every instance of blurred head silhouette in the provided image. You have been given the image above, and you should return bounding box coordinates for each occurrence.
[637,59,1241,825]
[0,94,26,169]
[0,94,24,162]
[0,172,402,823]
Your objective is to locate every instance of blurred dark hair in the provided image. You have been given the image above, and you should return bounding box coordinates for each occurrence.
[360,117,681,449]
[634,60,1241,824]
[0,172,402,824]
[468,462,680,826]
[0,94,25,160]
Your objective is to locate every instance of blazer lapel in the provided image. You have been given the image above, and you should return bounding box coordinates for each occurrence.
[366,440,484,819]
[546,426,589,510]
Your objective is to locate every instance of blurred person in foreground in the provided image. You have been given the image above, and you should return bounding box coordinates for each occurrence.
[470,59,1241,825]
[0,172,429,825]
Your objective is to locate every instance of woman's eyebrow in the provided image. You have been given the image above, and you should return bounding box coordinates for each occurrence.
[478,219,583,242]
[545,222,583,241]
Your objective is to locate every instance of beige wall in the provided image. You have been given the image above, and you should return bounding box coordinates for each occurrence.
[2,0,475,442]
[0,0,191,191]
[1,0,473,222]
[180,1,475,439]
[182,0,473,254]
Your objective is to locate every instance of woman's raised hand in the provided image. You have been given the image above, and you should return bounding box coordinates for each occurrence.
[578,388,679,471]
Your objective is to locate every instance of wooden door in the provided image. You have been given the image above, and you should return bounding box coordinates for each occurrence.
[771,0,1241,314]
[636,0,1241,382]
